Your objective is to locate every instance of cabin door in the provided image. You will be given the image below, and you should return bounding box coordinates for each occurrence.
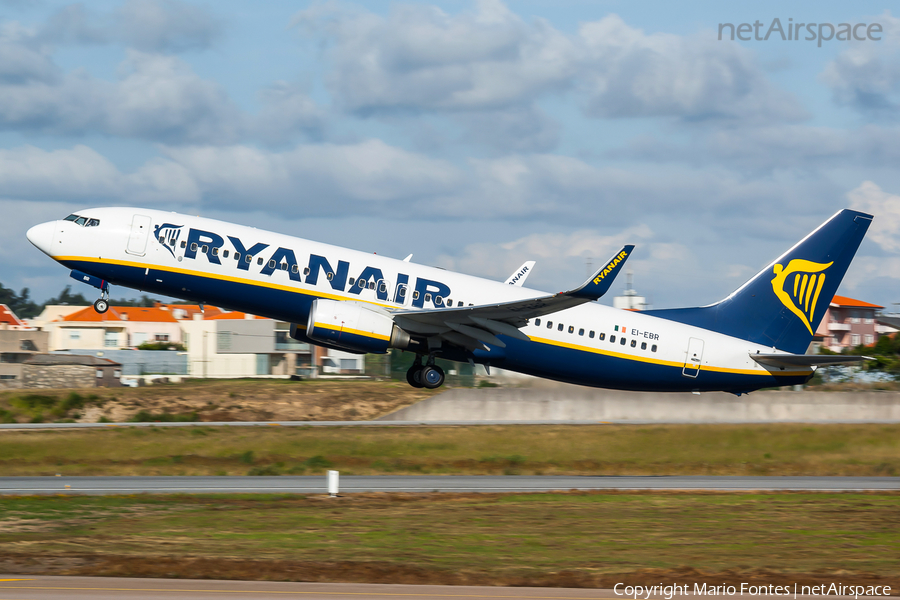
[682,337,704,378]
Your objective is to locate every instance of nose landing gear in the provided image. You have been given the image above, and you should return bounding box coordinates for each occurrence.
[93,282,110,314]
[406,355,445,389]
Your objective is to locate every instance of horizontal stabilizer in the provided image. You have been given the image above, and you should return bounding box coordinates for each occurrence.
[750,353,872,368]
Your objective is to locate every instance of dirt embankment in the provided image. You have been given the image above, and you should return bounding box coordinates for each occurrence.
[0,379,437,423]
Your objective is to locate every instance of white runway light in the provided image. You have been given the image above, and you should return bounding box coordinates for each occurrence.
[327,470,339,497]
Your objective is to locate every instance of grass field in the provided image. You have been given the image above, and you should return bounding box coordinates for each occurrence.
[1,423,898,476]
[1,492,898,587]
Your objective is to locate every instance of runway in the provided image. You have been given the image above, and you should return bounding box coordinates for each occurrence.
[0,576,613,599]
[0,576,889,600]
[1,475,898,495]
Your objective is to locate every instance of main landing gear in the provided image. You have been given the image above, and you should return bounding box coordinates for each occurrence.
[406,356,445,389]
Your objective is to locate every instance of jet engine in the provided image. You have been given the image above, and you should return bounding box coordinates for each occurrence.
[305,299,411,354]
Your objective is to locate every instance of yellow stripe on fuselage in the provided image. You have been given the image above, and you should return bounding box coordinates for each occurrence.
[59,255,809,379]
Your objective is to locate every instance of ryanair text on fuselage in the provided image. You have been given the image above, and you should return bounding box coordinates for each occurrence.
[171,225,450,309]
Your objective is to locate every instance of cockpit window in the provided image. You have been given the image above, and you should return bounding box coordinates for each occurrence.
[63,214,100,227]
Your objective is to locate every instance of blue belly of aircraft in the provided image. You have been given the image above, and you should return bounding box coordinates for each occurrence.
[64,258,809,393]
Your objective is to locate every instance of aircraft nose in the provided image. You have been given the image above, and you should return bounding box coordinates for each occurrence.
[26,221,57,256]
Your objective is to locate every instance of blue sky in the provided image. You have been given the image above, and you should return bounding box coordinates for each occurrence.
[1,0,899,311]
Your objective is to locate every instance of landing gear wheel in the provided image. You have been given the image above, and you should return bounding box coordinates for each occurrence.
[406,365,424,388]
[93,298,109,314]
[421,365,445,389]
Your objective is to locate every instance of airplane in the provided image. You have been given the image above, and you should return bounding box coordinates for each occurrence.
[26,207,872,394]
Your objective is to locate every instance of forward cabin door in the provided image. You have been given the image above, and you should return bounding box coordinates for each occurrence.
[682,337,704,378]
[126,214,152,256]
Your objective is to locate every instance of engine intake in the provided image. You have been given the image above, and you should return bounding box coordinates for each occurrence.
[306,299,410,354]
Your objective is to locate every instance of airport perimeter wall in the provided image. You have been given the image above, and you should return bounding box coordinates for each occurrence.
[380,388,900,423]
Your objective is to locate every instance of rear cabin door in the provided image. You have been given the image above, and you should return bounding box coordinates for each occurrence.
[126,214,152,256]
[682,337,704,378]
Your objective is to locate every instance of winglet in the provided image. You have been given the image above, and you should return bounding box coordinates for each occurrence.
[566,245,634,300]
[504,261,536,286]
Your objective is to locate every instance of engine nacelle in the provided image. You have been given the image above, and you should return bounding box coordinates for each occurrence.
[306,299,411,354]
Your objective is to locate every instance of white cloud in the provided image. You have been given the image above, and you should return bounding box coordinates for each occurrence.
[295,0,576,114]
[0,48,243,143]
[578,15,804,122]
[847,180,900,253]
[296,1,802,126]
[38,0,222,53]
[820,12,900,115]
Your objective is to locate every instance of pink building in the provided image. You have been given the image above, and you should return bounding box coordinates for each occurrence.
[815,295,884,352]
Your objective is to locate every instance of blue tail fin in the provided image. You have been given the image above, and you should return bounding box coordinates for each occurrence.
[644,209,873,354]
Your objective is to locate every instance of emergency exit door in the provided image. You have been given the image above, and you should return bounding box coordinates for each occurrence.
[682,337,704,378]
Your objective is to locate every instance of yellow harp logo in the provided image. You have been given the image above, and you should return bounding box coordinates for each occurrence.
[771,259,833,335]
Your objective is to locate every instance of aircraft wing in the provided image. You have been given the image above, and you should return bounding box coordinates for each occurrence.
[749,353,872,368]
[392,245,633,350]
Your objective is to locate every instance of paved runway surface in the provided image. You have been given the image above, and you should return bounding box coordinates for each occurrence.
[1,475,898,495]
[0,576,885,600]
[0,576,613,599]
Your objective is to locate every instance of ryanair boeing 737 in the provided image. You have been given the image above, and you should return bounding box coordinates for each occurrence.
[26,208,872,393]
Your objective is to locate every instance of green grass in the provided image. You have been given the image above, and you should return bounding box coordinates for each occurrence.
[0,424,899,476]
[1,492,898,585]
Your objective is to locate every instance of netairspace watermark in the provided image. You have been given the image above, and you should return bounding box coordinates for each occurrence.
[718,18,883,47]
[614,583,892,600]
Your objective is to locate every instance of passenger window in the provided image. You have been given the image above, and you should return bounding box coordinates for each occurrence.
[257,257,263,265]
[268,260,276,268]
[281,263,288,271]
[349,278,355,286]
[223,250,229,258]
[589,331,595,338]
[413,291,420,300]
[458,301,464,307]
[535,319,541,326]
[357,279,366,289]
[379,282,387,293]
[425,293,432,302]
[610,335,616,343]
[568,326,574,334]
[181,241,187,249]
[435,296,443,304]
[651,344,657,352]
[327,272,334,280]
[630,340,636,348]
[190,243,198,251]
[201,245,208,254]
[368,281,375,290]
[245,255,252,263]
[446,299,452,306]
[547,321,553,329]
[303,267,310,275]
[641,342,647,350]
[599,333,605,340]
[558,323,564,331]
[399,287,406,298]
[579,328,584,336]
[212,247,218,256]
[620,337,627,345]
[292,265,299,273]
[159,236,165,243]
